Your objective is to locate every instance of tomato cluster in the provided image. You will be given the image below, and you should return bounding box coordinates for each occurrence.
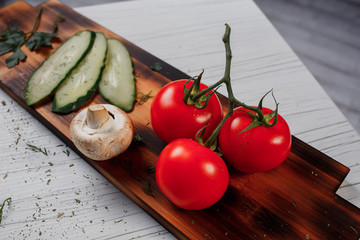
[150,24,291,210]
[151,79,229,210]
[151,79,291,210]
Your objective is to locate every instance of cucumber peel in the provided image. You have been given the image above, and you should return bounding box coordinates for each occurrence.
[52,32,108,113]
[25,30,95,106]
[99,38,136,112]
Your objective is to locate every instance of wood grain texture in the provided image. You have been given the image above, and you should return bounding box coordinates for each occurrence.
[1,0,360,239]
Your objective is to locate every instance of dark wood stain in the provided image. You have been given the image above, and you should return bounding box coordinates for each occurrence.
[0,1,359,239]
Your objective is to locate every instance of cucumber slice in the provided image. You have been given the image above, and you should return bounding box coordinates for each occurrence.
[52,32,108,113]
[25,30,95,106]
[99,38,135,112]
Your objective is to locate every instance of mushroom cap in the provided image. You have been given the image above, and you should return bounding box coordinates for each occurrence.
[70,104,134,161]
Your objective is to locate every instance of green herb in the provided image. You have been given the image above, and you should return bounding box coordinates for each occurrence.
[5,47,26,68]
[132,133,143,144]
[69,163,74,167]
[122,158,141,181]
[75,199,81,204]
[144,165,156,173]
[0,8,59,68]
[15,133,21,145]
[48,162,54,166]
[26,31,57,51]
[57,212,64,217]
[123,158,133,172]
[0,197,11,224]
[3,173,8,180]
[63,150,70,157]
[131,174,141,182]
[143,181,154,197]
[0,27,25,55]
[51,15,65,34]
[150,62,162,72]
[26,143,48,156]
[136,90,153,105]
[291,201,296,206]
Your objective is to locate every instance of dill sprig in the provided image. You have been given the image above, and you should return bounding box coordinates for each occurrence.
[0,197,11,224]
[136,91,153,105]
[143,181,154,197]
[26,143,48,156]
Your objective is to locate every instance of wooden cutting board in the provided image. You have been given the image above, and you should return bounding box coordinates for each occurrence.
[1,1,359,239]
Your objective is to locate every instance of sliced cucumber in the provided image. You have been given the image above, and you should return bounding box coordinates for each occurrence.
[25,30,95,106]
[52,32,108,113]
[99,38,135,112]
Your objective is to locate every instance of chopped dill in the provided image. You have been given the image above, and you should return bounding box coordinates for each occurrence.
[0,197,11,224]
[26,143,48,156]
[63,150,70,156]
[143,181,154,197]
[136,90,153,105]
[144,165,156,173]
[150,62,162,72]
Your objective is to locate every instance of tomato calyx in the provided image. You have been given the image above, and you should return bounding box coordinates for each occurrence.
[195,124,219,152]
[237,89,279,134]
[182,70,219,109]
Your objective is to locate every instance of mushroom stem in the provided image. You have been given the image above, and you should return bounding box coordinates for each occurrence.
[71,104,134,160]
[86,104,111,129]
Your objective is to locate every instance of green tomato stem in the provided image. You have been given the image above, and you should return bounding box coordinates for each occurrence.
[203,23,234,148]
[184,24,279,150]
[203,24,279,149]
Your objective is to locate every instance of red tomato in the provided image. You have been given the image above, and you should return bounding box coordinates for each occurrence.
[218,107,291,173]
[156,138,229,210]
[150,80,223,143]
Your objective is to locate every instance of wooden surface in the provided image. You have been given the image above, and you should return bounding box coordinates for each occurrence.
[1,0,360,239]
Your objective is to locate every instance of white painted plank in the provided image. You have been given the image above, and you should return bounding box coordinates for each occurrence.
[253,0,360,132]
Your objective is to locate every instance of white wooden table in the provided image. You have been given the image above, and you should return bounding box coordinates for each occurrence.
[1,0,359,238]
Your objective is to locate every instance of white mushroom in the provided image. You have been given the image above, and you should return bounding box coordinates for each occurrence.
[70,104,134,161]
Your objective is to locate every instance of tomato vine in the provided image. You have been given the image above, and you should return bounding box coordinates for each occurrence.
[185,24,280,150]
